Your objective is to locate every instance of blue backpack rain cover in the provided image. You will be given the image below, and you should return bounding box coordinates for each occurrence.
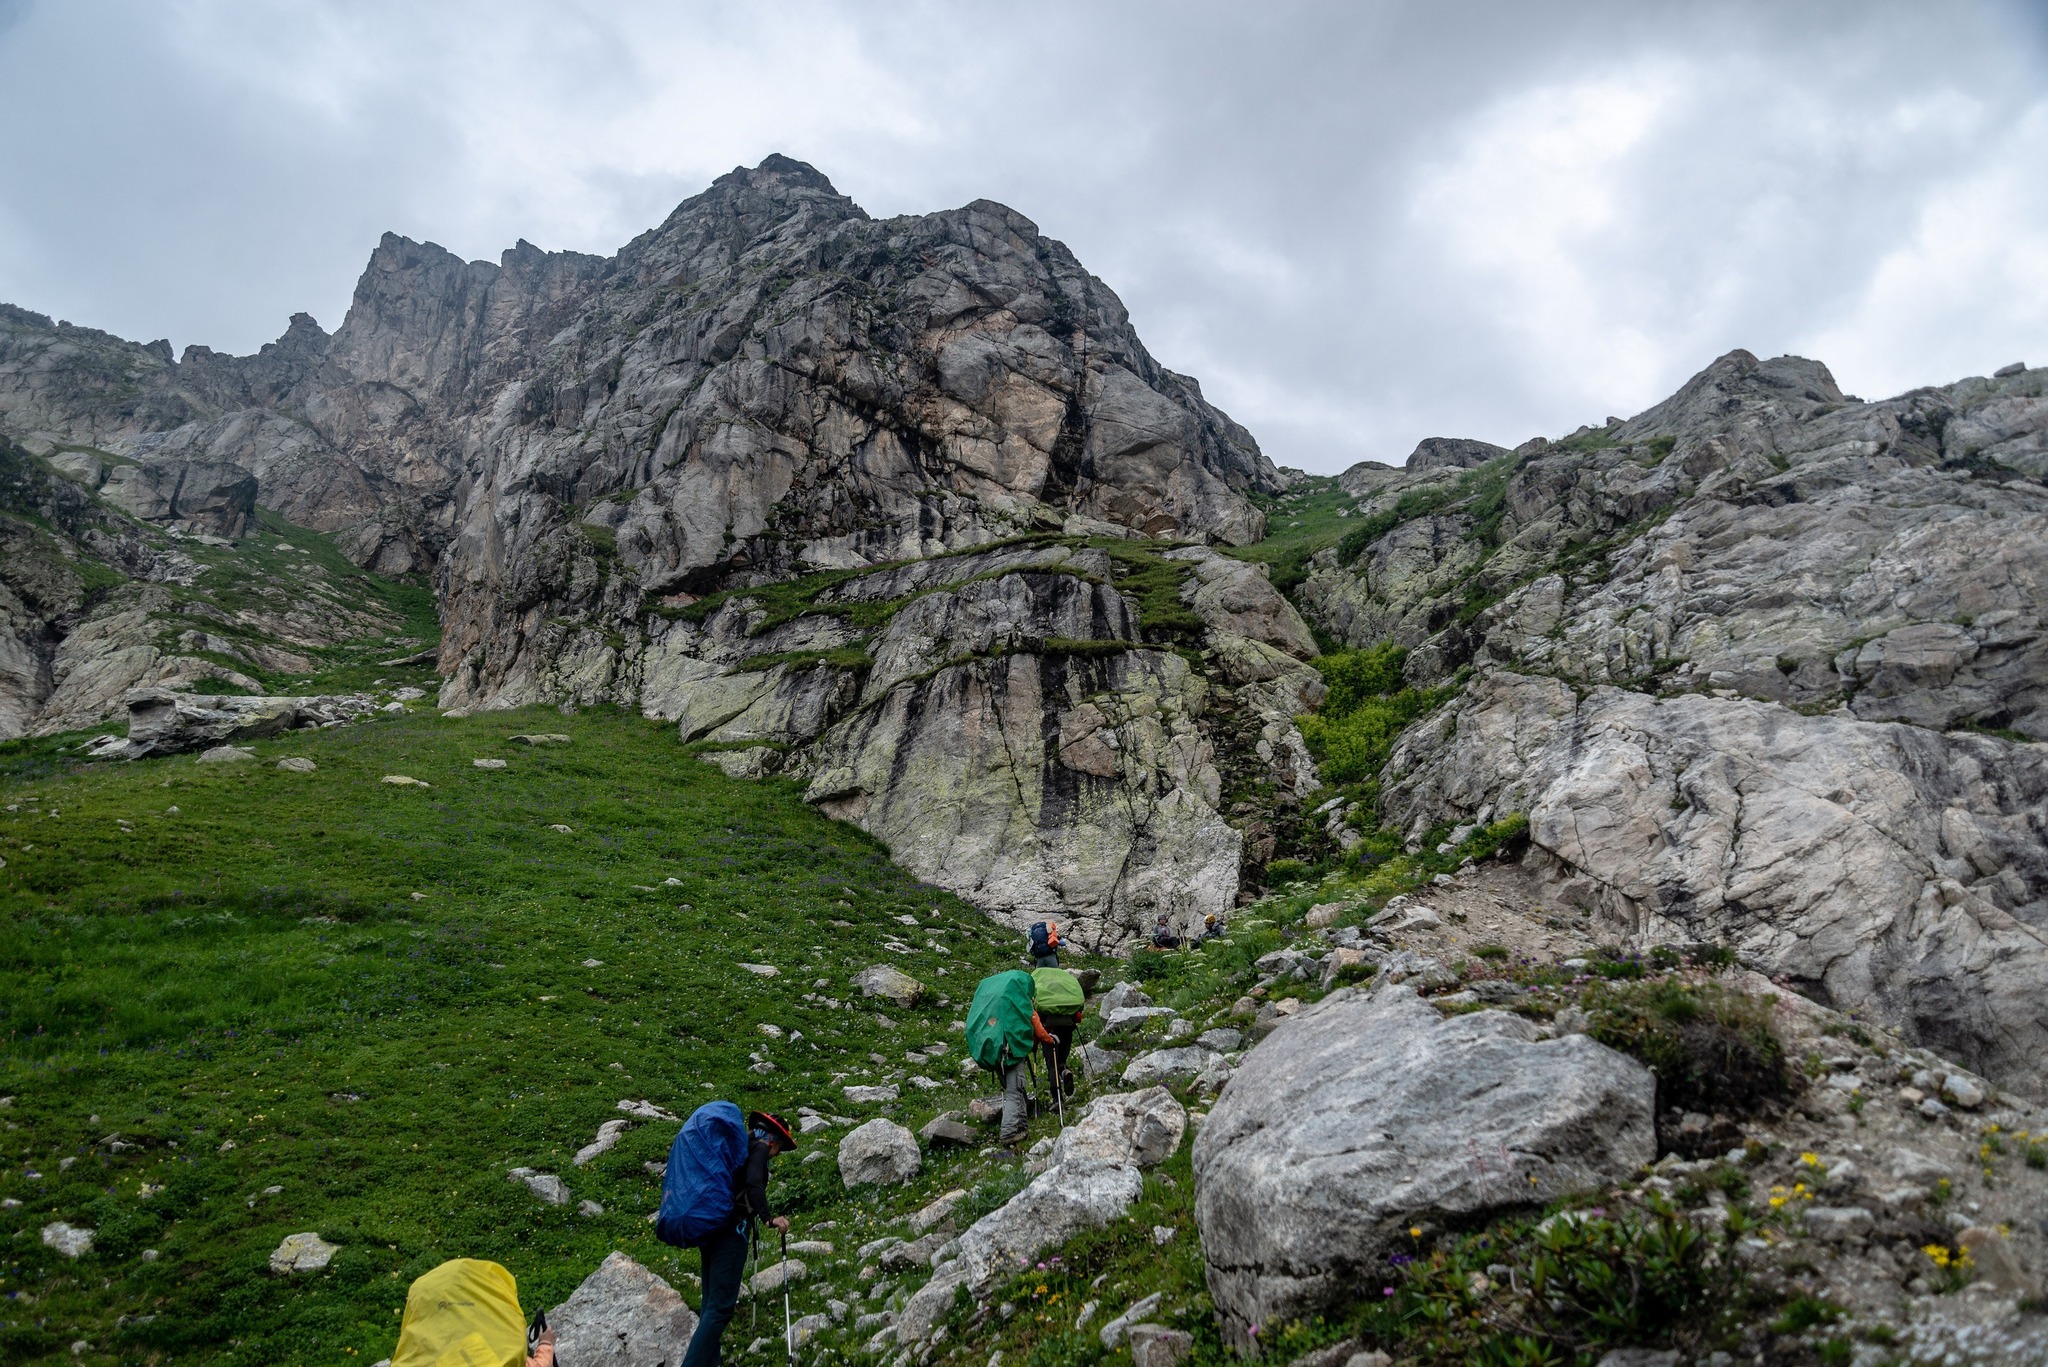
[655,1101,748,1248]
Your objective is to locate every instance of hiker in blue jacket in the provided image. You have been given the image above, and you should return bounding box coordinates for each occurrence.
[669,1107,797,1367]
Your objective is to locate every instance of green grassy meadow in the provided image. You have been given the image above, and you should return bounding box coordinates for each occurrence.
[0,707,1044,1364]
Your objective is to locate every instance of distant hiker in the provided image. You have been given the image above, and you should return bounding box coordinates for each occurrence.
[1151,915,1183,950]
[391,1257,556,1367]
[1201,913,1225,942]
[966,969,1055,1147]
[654,1101,797,1367]
[1028,919,1062,967]
[1031,963,1086,1098]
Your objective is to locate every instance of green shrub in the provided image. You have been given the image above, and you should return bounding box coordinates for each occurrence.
[1357,1204,1745,1363]
[1299,646,1458,786]
[1582,980,1790,1119]
[1770,1294,1842,1335]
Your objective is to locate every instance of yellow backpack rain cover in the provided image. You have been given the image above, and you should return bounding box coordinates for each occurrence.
[392,1258,527,1367]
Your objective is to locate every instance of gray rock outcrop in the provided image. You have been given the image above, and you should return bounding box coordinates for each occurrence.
[895,1088,1185,1343]
[1293,350,2048,1095]
[1192,984,1655,1347]
[83,687,380,759]
[1379,671,2048,1095]
[548,1252,698,1367]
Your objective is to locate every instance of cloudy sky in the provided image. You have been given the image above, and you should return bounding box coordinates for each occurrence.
[2,0,2044,473]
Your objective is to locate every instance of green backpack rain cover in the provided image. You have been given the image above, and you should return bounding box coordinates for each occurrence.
[1031,966,1085,1014]
[965,970,1039,1071]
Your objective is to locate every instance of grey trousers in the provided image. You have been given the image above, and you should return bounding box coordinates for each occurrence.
[999,1059,1030,1142]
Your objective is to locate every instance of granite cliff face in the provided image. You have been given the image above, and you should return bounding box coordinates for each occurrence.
[0,157,1303,944]
[1292,350,2048,1092]
[4,159,2043,1069]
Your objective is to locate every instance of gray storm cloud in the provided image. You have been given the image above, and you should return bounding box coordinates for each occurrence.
[0,0,2042,472]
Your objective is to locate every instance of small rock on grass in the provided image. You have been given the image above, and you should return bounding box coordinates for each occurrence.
[740,962,779,977]
[509,733,572,745]
[909,1188,969,1233]
[41,1223,93,1258]
[920,1116,978,1148]
[198,746,255,764]
[473,758,507,769]
[880,1233,948,1271]
[382,774,430,787]
[577,1200,605,1218]
[1098,1293,1163,1348]
[843,1084,899,1105]
[1127,1326,1194,1367]
[839,1118,921,1186]
[853,964,926,1007]
[508,1167,570,1206]
[749,1259,807,1296]
[269,1232,339,1274]
[276,757,316,772]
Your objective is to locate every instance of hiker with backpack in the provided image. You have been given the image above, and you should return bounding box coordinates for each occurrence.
[1028,919,1062,968]
[1031,963,1086,1102]
[389,1257,556,1366]
[654,1102,798,1367]
[968,968,1081,1147]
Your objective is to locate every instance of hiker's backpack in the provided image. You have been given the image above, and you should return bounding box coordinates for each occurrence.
[392,1258,527,1367]
[1029,920,1059,957]
[655,1101,749,1248]
[965,970,1040,1072]
[1031,965,1085,1015]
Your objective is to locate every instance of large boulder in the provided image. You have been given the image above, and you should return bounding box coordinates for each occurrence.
[549,1252,698,1367]
[85,687,378,759]
[838,1118,921,1186]
[1193,984,1655,1347]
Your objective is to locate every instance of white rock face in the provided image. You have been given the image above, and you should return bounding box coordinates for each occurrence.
[1380,671,2048,1094]
[1193,984,1655,1346]
[548,1251,699,1367]
[837,1118,922,1186]
[750,1258,807,1295]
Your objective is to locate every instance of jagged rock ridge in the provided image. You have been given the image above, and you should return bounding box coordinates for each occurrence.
[1292,350,2048,1094]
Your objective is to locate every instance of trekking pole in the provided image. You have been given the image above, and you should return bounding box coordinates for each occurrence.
[1046,1040,1066,1130]
[781,1225,795,1366]
[750,1220,760,1332]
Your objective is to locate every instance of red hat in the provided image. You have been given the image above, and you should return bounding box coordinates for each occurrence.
[750,1110,798,1152]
